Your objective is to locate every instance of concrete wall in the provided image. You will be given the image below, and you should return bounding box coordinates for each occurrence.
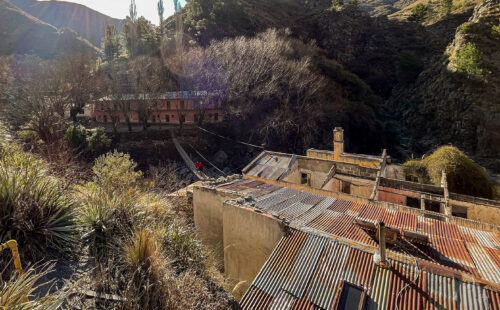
[223,202,284,299]
[193,187,238,265]
[306,149,382,169]
[282,157,334,189]
[193,186,285,300]
[450,199,500,226]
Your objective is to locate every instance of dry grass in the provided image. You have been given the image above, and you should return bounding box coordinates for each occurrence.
[0,265,72,309]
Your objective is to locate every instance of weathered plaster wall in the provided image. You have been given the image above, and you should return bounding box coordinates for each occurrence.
[282,157,334,189]
[223,202,285,299]
[450,199,500,226]
[306,149,382,168]
[193,186,285,300]
[193,187,238,265]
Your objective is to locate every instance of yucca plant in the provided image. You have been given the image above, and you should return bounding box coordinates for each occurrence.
[0,149,76,260]
[0,266,70,309]
[161,224,207,274]
[76,183,138,254]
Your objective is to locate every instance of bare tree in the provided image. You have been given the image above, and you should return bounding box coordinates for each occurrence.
[59,53,101,122]
[131,57,162,131]
[2,56,69,143]
[103,63,131,134]
[183,29,326,148]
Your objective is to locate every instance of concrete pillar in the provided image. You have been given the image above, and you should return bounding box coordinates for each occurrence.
[420,195,426,210]
[333,127,344,161]
[441,171,451,219]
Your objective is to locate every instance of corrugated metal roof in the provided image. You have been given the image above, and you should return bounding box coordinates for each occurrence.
[245,152,295,181]
[215,178,500,288]
[241,229,500,310]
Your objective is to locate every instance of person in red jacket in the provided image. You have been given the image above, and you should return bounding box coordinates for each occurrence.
[194,162,205,171]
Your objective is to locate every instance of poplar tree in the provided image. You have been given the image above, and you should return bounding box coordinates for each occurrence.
[102,24,121,61]
[130,0,137,23]
[158,0,165,25]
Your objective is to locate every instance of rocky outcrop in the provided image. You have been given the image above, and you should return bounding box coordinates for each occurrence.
[390,0,500,157]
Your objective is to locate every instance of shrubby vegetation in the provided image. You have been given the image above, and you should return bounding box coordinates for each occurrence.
[454,42,488,79]
[0,127,234,308]
[0,265,72,309]
[65,125,111,157]
[0,142,76,260]
[404,146,494,198]
[408,3,433,23]
[492,18,500,35]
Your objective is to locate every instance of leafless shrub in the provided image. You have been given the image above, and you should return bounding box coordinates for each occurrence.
[182,28,327,149]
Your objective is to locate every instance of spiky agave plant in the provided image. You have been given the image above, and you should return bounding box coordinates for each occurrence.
[0,266,70,309]
[0,149,76,260]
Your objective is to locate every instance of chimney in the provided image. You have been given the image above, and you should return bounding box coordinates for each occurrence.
[333,127,344,160]
[374,222,389,268]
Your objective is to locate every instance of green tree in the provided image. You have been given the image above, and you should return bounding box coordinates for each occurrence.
[130,0,137,22]
[441,0,452,16]
[408,4,431,23]
[157,0,164,25]
[331,0,344,9]
[492,18,500,35]
[351,0,359,6]
[102,24,121,61]
[454,42,487,78]
[404,146,494,198]
[122,17,159,58]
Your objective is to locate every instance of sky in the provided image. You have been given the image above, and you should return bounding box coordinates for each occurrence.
[46,0,187,25]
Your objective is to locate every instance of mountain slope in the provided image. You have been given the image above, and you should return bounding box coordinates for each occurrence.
[0,0,98,58]
[389,0,500,158]
[9,0,124,47]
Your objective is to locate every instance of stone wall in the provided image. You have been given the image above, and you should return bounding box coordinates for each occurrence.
[379,177,444,195]
[335,162,378,179]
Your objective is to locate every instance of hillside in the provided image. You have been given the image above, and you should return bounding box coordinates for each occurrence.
[389,0,500,159]
[0,0,98,58]
[8,0,124,47]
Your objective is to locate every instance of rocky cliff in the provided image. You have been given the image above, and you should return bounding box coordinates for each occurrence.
[390,0,500,158]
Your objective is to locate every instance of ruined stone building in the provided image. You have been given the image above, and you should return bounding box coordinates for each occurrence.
[188,127,500,309]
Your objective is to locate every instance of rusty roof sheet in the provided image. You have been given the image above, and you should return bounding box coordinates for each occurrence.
[244,152,295,181]
[241,229,500,310]
[215,178,500,287]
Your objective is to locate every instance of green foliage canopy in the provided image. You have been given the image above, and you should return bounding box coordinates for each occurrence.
[454,42,487,79]
[92,151,143,192]
[404,146,494,198]
[102,24,121,61]
[408,4,432,23]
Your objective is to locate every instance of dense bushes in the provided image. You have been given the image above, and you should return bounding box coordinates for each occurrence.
[0,143,76,260]
[404,146,494,198]
[454,42,488,79]
[74,151,234,309]
[64,125,111,157]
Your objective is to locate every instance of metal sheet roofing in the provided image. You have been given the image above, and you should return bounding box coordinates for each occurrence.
[215,178,500,288]
[244,152,296,181]
[240,230,500,310]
